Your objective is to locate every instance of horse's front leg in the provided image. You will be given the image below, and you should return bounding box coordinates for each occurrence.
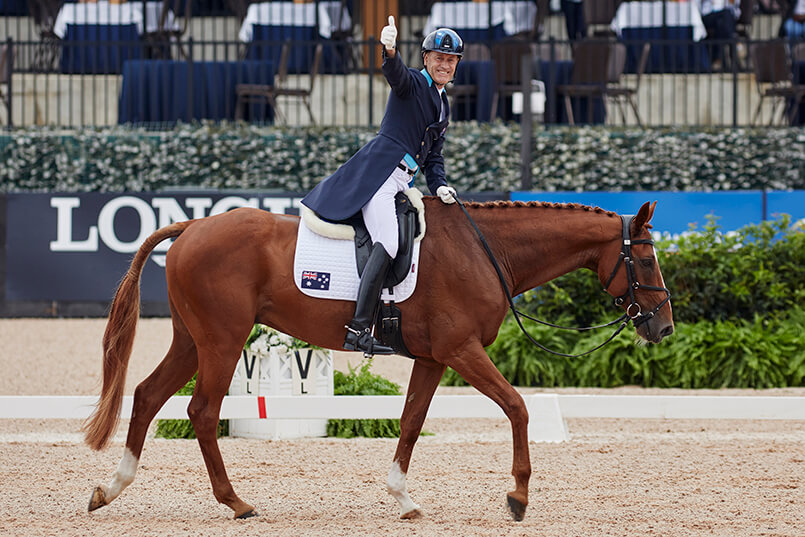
[387,359,445,519]
[440,340,531,521]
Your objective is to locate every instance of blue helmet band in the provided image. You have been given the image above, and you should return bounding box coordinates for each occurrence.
[422,28,464,57]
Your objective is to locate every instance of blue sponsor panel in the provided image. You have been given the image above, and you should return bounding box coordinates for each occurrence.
[766,191,805,224]
[510,191,766,235]
[5,192,305,302]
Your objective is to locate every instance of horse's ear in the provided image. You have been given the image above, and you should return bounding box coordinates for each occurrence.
[631,201,656,232]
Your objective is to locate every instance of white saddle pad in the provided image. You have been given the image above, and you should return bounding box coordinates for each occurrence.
[293,217,421,303]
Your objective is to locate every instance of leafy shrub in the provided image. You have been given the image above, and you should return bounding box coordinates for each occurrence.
[443,308,805,389]
[658,215,805,323]
[442,217,805,388]
[514,216,805,326]
[327,360,403,439]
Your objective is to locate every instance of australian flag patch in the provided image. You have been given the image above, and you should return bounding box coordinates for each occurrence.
[301,270,330,290]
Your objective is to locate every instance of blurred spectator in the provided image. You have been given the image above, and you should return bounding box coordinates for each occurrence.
[757,0,785,13]
[697,0,740,70]
[561,0,586,40]
[780,0,805,38]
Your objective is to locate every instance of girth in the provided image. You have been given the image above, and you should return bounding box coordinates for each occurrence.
[374,300,415,359]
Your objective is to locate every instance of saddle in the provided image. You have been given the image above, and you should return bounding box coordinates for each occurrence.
[305,190,423,290]
[302,190,424,359]
[348,194,419,358]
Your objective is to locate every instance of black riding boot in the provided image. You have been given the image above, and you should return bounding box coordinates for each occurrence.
[343,246,395,355]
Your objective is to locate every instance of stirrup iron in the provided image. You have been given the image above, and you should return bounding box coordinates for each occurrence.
[343,324,393,356]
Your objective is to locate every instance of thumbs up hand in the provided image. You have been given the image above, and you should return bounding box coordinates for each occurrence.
[380,15,397,50]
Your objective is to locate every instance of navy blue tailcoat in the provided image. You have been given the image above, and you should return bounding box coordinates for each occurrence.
[301,52,450,221]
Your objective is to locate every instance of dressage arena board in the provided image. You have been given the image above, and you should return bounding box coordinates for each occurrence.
[1,319,804,536]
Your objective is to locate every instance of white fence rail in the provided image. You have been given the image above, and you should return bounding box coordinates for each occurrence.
[0,394,564,442]
[557,395,805,420]
[1,394,804,443]
[2,394,804,420]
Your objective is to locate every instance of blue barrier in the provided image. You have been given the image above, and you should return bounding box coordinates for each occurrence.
[767,191,805,221]
[510,191,804,235]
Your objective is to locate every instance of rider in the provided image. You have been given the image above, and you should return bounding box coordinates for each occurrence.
[301,17,463,356]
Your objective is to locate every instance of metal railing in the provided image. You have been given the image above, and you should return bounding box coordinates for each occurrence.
[0,0,797,128]
[4,34,805,129]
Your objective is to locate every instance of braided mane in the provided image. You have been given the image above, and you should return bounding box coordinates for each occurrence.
[463,199,619,218]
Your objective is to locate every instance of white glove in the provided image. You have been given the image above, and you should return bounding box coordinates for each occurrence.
[437,185,457,204]
[380,15,397,50]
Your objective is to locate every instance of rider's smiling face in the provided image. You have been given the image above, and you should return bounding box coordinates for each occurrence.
[424,51,460,89]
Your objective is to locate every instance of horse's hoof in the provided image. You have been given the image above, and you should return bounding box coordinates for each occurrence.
[400,508,423,520]
[88,486,107,512]
[234,508,258,519]
[506,493,527,522]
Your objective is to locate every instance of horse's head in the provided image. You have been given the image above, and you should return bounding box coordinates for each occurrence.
[597,201,674,343]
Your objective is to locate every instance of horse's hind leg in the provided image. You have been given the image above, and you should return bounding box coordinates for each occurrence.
[387,359,445,519]
[188,343,256,519]
[89,324,198,512]
[440,340,531,522]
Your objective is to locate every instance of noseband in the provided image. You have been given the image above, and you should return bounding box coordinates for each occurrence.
[602,215,672,328]
[454,197,671,357]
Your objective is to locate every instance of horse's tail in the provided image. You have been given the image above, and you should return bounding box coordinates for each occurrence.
[83,220,194,451]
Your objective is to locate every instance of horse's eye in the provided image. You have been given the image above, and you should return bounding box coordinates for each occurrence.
[639,258,654,268]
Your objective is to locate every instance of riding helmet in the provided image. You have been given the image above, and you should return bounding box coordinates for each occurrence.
[421,28,464,59]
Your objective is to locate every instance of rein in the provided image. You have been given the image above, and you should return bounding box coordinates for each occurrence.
[452,195,670,358]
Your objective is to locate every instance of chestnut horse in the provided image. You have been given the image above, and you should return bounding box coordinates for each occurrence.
[83,198,673,521]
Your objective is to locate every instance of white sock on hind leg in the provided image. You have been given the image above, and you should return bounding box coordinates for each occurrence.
[387,460,420,516]
[103,447,138,502]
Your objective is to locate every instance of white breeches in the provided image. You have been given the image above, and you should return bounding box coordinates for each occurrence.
[361,167,411,258]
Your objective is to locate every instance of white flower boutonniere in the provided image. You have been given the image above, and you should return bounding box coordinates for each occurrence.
[244,324,317,355]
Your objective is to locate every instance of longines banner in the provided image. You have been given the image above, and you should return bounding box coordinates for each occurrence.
[5,192,306,302]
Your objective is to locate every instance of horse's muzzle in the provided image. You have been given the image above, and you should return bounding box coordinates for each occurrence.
[647,319,674,343]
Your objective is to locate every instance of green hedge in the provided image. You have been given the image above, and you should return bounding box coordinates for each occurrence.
[659,217,805,323]
[2,124,805,192]
[442,217,805,389]
[326,360,403,439]
[441,308,805,389]
[525,216,805,326]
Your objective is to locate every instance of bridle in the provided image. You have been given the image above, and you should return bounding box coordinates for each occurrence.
[602,215,672,329]
[453,195,671,357]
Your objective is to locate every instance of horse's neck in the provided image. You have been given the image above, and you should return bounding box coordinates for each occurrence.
[474,205,619,296]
